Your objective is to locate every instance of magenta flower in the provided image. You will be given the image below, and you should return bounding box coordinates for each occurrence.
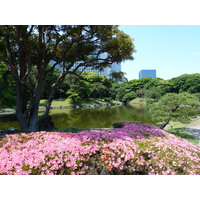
[0,121,199,175]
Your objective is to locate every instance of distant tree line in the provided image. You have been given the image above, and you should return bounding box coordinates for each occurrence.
[1,71,200,108]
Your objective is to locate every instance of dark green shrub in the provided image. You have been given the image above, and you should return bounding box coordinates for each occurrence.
[112,122,124,128]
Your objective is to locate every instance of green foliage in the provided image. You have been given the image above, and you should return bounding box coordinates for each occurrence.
[136,89,146,98]
[130,97,154,104]
[144,78,171,94]
[122,91,137,104]
[66,91,81,104]
[37,73,200,108]
[117,77,158,102]
[124,77,152,92]
[104,97,112,102]
[90,82,108,99]
[82,72,104,82]
[60,72,115,100]
[169,73,200,93]
[144,87,163,100]
[0,63,16,108]
[0,25,135,131]
[109,71,128,82]
[150,93,200,128]
[42,67,67,99]
[22,165,30,171]
[64,74,91,98]
[108,82,120,100]
[0,87,16,108]
[194,93,200,101]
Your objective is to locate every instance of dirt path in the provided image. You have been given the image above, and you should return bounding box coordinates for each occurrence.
[185,119,200,145]
[187,119,200,129]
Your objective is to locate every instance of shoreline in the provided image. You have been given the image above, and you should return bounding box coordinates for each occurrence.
[0,102,124,115]
[0,98,152,115]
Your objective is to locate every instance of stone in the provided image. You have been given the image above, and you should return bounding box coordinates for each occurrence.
[0,127,20,134]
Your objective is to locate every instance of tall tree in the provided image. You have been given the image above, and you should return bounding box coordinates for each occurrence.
[0,25,135,132]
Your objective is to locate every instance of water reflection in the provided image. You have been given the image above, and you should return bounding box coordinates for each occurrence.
[0,104,155,129]
[50,104,154,128]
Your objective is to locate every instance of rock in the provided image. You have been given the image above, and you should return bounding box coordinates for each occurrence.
[0,127,20,139]
[156,122,166,129]
[0,127,20,134]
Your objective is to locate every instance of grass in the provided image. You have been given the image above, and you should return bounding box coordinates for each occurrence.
[129,97,154,104]
[167,121,187,129]
[1,98,121,111]
[39,98,121,108]
[167,128,199,145]
[166,121,199,145]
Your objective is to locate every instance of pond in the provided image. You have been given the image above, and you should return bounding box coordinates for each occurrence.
[0,104,155,130]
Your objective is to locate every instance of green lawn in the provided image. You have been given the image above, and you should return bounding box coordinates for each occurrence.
[39,98,121,108]
[167,121,187,129]
[129,97,154,104]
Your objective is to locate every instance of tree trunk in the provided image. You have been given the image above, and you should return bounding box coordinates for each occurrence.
[156,120,170,129]
[15,66,56,132]
[38,116,55,131]
[17,114,29,132]
[17,102,55,132]
[15,80,29,132]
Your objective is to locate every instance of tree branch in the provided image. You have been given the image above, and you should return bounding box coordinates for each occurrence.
[40,63,74,119]
[68,71,94,84]
[45,61,60,73]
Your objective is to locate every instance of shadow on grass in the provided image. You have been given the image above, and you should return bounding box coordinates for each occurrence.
[168,128,199,145]
[184,128,200,140]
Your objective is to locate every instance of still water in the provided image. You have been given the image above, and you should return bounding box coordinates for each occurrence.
[0,104,155,130]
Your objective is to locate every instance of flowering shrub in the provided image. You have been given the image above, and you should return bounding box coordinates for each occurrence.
[0,121,200,175]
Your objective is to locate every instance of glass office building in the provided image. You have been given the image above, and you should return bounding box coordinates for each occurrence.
[50,52,121,78]
[139,70,156,79]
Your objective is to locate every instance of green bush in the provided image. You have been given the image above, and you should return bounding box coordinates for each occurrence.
[112,122,124,128]
[122,92,137,104]
[67,92,81,104]
[104,97,112,103]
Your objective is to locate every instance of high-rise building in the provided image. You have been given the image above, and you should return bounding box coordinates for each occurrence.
[139,70,156,79]
[50,52,121,78]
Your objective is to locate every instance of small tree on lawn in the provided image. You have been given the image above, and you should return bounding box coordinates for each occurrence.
[150,93,200,129]
[122,91,137,104]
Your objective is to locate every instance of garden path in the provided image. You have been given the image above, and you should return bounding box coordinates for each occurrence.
[186,119,200,146]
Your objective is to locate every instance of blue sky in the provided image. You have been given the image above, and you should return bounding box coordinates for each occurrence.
[119,25,200,80]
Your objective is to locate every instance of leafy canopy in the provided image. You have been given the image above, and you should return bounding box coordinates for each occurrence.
[0,25,135,131]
